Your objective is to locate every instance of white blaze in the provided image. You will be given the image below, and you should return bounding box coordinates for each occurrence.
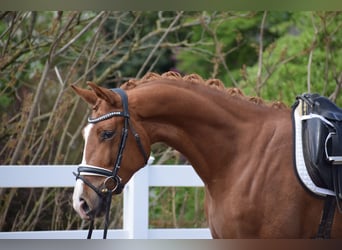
[81,123,94,165]
[73,124,93,217]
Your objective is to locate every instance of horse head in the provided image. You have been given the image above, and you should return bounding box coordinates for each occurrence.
[71,82,150,220]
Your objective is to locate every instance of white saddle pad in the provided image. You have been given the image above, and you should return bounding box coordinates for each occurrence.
[293,100,335,197]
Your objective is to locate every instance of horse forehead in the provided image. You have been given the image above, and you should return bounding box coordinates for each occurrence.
[82,123,94,140]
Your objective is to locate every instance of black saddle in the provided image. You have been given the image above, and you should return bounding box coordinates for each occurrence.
[296,93,342,200]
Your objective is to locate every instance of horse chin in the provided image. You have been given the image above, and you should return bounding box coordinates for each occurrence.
[93,203,106,218]
[87,199,107,219]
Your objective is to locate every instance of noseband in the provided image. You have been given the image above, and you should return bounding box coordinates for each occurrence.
[73,88,148,239]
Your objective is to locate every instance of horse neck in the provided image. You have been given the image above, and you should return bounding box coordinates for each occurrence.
[130,81,286,184]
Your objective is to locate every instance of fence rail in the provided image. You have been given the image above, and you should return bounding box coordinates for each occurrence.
[0,164,211,239]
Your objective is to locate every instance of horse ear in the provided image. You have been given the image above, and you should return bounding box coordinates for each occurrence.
[87,82,120,106]
[71,84,97,105]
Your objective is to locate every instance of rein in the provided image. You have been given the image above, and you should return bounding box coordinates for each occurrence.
[73,88,148,239]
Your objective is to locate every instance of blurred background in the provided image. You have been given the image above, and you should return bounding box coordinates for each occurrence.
[0,11,341,232]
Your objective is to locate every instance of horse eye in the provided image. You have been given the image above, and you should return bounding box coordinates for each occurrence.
[101,130,115,140]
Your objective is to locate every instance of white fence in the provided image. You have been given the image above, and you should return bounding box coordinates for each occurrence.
[0,163,211,239]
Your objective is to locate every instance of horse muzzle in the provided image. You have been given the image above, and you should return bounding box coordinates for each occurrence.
[72,179,107,220]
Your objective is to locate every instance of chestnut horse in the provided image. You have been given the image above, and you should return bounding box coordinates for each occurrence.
[72,72,342,238]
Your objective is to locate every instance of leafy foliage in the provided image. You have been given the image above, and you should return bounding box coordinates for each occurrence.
[176,11,342,105]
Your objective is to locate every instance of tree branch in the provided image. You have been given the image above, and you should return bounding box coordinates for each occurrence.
[136,11,184,78]
[256,11,267,96]
[10,60,50,164]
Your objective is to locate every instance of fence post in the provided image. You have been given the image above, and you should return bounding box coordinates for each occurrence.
[123,166,149,239]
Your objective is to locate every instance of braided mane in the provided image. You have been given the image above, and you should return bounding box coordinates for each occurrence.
[120,71,287,110]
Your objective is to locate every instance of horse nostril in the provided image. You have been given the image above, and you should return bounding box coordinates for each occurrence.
[80,198,90,213]
[77,198,92,220]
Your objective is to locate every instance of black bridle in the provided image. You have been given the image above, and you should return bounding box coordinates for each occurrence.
[73,88,148,239]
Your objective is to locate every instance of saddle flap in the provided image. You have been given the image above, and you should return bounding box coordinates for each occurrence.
[302,117,332,188]
[302,117,329,166]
